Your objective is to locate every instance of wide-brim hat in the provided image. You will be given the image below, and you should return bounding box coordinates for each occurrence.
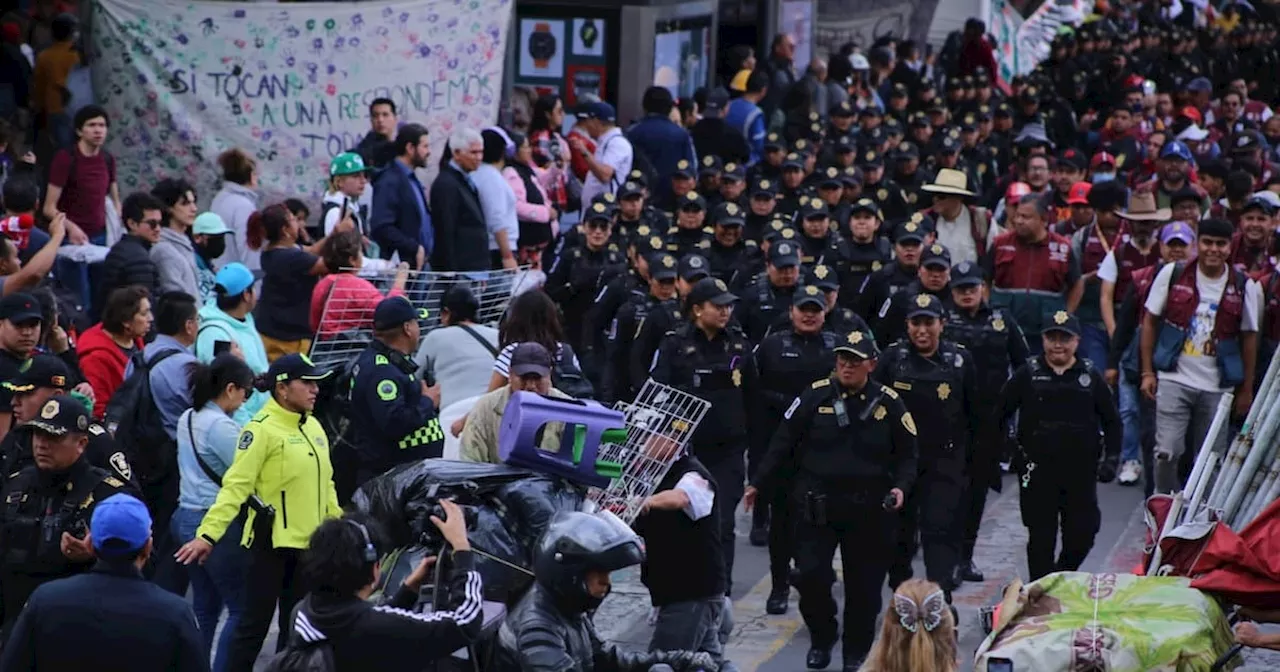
[1119,192,1172,221]
[921,168,976,197]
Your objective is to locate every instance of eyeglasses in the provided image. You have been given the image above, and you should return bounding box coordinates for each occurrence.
[585,221,611,231]
[141,218,162,229]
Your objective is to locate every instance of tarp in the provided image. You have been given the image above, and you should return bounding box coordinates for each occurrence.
[353,459,584,603]
[974,572,1237,672]
[90,0,512,204]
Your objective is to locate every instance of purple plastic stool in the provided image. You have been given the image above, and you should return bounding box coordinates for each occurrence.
[498,391,623,488]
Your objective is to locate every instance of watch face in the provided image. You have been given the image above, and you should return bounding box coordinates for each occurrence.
[529,31,557,61]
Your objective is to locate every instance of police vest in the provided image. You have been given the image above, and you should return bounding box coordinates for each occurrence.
[884,342,968,452]
[846,237,891,280]
[1153,263,1248,387]
[944,309,1014,402]
[667,323,751,450]
[797,379,897,490]
[989,230,1073,335]
[1018,358,1103,459]
[2,465,108,576]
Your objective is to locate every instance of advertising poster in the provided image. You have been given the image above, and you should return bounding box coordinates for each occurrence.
[566,64,606,107]
[571,18,605,57]
[652,24,709,100]
[519,18,565,79]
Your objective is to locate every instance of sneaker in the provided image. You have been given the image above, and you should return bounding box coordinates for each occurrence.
[1118,460,1141,486]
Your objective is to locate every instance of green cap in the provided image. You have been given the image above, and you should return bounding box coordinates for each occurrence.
[329,152,367,177]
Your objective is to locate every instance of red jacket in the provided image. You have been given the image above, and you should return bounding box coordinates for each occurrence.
[959,38,998,78]
[77,323,142,418]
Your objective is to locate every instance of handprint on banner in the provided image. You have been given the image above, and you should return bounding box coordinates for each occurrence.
[200,18,217,36]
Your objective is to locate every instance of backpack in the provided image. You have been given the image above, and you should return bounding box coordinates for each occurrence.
[43,146,116,206]
[264,602,336,672]
[552,342,596,399]
[103,348,181,485]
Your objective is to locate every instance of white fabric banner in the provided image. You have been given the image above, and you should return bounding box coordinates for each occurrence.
[90,0,513,205]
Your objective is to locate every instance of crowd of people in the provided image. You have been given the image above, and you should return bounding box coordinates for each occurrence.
[0,0,1275,671]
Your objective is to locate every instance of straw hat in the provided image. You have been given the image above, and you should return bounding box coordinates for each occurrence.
[1119,191,1172,221]
[729,69,751,92]
[921,168,976,197]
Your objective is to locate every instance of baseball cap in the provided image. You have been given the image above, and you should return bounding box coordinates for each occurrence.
[618,180,645,199]
[267,353,333,385]
[905,293,944,319]
[751,178,778,198]
[1232,132,1262,154]
[800,197,829,219]
[0,293,41,323]
[950,261,983,287]
[576,101,616,122]
[1243,194,1276,216]
[374,295,425,330]
[763,133,785,150]
[781,152,805,170]
[840,166,863,187]
[686,277,738,306]
[849,198,881,217]
[192,212,230,236]
[1160,141,1193,162]
[673,159,696,179]
[713,202,745,227]
[699,155,723,175]
[808,264,839,291]
[678,254,710,281]
[510,342,553,378]
[329,151,368,177]
[649,253,679,280]
[894,218,929,243]
[818,166,843,187]
[830,100,856,118]
[768,241,801,268]
[215,262,256,296]
[24,394,90,436]
[1160,221,1196,246]
[1043,310,1081,336]
[704,87,730,114]
[1058,149,1087,172]
[834,329,878,360]
[1067,182,1093,206]
[921,243,951,269]
[793,285,826,309]
[584,201,615,222]
[5,355,70,393]
[1186,77,1212,93]
[722,162,745,182]
[1178,106,1204,126]
[1091,151,1117,169]
[91,494,153,558]
[678,191,706,211]
[858,149,883,168]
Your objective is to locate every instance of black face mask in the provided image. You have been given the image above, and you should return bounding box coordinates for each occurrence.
[199,235,227,261]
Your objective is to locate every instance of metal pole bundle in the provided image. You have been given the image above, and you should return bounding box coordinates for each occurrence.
[1205,346,1280,513]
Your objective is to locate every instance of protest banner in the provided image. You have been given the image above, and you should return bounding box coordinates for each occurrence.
[91,0,512,204]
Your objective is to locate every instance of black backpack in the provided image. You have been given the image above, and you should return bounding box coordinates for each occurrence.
[103,349,181,485]
[553,342,595,399]
[264,602,336,672]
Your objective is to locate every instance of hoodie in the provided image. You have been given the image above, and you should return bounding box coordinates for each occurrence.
[77,323,141,418]
[195,303,269,425]
[151,227,201,303]
[290,550,484,672]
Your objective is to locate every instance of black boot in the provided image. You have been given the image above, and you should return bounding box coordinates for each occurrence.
[766,584,789,614]
[806,644,833,669]
[842,656,866,672]
[960,558,985,583]
[749,522,769,546]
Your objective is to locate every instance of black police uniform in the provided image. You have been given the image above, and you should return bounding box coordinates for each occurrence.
[347,337,444,488]
[601,254,679,405]
[862,254,924,329]
[942,263,1031,581]
[859,158,911,223]
[753,335,917,667]
[706,203,761,290]
[794,202,853,276]
[546,210,628,358]
[874,296,980,594]
[874,243,955,348]
[584,268,647,383]
[663,195,715,259]
[649,278,756,595]
[0,396,134,633]
[995,314,1121,581]
[750,287,839,611]
[628,295,686,399]
[737,242,802,343]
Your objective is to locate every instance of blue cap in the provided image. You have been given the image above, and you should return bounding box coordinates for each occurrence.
[905,293,944,319]
[214,262,256,296]
[91,494,152,557]
[1160,140,1193,162]
[950,261,984,287]
[1043,310,1081,336]
[373,295,425,330]
[577,101,616,122]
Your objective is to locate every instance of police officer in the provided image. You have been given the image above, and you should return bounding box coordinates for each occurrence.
[628,255,704,391]
[995,311,1121,581]
[663,192,715,259]
[794,198,852,277]
[875,243,954,348]
[807,265,868,338]
[584,232,666,383]
[747,329,917,671]
[840,199,893,315]
[649,277,756,595]
[547,201,628,358]
[347,296,444,491]
[776,153,810,220]
[614,180,664,246]
[602,253,680,405]
[943,261,1030,584]
[0,395,134,634]
[750,286,839,615]
[738,241,802,342]
[862,218,930,326]
[858,150,911,224]
[744,178,781,244]
[875,294,980,598]
[0,356,133,485]
[706,202,761,290]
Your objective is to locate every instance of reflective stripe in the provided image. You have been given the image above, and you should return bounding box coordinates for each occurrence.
[398,417,445,449]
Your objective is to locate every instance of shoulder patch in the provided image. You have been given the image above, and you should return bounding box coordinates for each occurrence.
[88,424,106,436]
[238,431,255,451]
[376,379,399,401]
[900,411,918,436]
[108,452,131,481]
[881,386,899,399]
[811,378,831,389]
[103,476,126,488]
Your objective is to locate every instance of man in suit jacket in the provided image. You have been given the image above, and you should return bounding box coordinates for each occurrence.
[370,123,433,269]
[430,128,490,272]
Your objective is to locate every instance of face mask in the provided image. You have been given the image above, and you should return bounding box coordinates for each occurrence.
[1092,172,1116,183]
[200,235,227,261]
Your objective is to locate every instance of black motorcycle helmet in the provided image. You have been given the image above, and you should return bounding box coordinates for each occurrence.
[534,512,645,613]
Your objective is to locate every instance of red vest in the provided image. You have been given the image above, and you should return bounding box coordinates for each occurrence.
[1079,223,1127,276]
[990,229,1073,292]
[1263,271,1280,341]
[1244,100,1270,125]
[1228,231,1275,280]
[1162,264,1246,340]
[1112,239,1162,303]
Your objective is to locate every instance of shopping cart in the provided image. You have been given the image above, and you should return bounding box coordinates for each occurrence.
[584,379,712,525]
[307,266,541,371]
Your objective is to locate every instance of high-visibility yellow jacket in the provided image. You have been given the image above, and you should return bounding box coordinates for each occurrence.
[197,396,342,550]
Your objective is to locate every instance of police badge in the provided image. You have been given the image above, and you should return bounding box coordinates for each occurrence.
[937,382,951,400]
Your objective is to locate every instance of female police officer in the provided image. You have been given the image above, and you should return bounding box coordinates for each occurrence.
[175,353,343,670]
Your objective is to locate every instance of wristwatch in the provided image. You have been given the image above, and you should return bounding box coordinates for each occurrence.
[528,22,557,69]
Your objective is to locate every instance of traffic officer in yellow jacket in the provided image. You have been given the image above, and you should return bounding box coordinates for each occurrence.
[348,296,443,492]
[175,353,342,671]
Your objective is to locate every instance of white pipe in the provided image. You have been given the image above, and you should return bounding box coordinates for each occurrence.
[1185,453,1219,523]
[1236,443,1280,527]
[1184,393,1231,509]
[1209,347,1280,509]
[1223,391,1280,522]
[1243,461,1280,527]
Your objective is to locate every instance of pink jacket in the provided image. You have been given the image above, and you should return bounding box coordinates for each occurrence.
[503,166,560,237]
[310,273,405,336]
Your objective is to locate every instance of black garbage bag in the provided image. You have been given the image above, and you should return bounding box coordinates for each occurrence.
[353,459,585,603]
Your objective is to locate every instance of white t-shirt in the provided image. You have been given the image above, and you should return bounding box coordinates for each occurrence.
[934,208,979,265]
[1097,250,1119,284]
[1144,263,1262,392]
[579,127,632,215]
[492,341,581,378]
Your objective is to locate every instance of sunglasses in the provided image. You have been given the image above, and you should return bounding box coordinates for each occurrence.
[585,221,611,231]
[141,218,162,229]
